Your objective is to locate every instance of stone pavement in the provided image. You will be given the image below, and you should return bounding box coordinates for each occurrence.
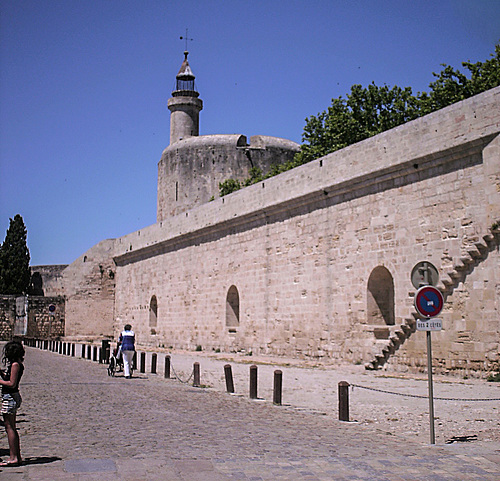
[0,345,499,480]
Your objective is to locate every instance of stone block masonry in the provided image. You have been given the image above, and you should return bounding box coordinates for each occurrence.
[48,87,500,374]
[0,295,65,340]
[109,87,500,374]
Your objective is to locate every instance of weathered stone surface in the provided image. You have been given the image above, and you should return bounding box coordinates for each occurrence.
[29,87,500,375]
[0,295,64,340]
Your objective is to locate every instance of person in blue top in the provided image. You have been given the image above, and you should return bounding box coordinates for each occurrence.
[0,341,25,466]
[119,324,135,379]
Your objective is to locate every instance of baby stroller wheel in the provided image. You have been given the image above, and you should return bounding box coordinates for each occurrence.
[108,357,116,376]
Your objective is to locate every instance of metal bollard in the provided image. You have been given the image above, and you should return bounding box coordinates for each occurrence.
[164,355,171,379]
[193,362,200,387]
[140,352,146,373]
[249,365,258,399]
[273,370,283,405]
[338,381,350,421]
[224,364,235,393]
[151,353,157,374]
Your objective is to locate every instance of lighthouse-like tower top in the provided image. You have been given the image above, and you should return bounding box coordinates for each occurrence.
[167,51,203,144]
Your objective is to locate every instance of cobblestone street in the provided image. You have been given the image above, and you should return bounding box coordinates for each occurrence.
[0,345,499,480]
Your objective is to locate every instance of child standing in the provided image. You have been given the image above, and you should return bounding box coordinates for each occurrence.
[0,341,25,466]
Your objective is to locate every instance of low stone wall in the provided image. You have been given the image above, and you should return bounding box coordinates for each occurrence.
[0,296,16,339]
[0,295,65,340]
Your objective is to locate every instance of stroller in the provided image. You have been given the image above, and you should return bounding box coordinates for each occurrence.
[107,345,123,376]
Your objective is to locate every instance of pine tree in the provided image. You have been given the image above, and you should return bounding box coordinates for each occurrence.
[0,214,31,295]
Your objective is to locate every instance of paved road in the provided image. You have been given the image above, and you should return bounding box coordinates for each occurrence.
[0,345,499,480]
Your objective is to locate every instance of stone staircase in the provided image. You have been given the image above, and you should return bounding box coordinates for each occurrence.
[365,224,500,370]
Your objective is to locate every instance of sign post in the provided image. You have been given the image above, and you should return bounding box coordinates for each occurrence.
[425,329,435,444]
[413,277,444,445]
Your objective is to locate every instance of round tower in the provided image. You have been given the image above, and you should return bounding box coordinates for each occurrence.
[167,51,203,145]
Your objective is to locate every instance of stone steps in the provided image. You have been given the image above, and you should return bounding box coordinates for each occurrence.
[365,223,499,370]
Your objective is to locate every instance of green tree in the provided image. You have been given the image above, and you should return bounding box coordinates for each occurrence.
[219,43,500,196]
[298,43,500,164]
[0,214,31,295]
[421,43,500,113]
[295,83,421,165]
[218,178,241,197]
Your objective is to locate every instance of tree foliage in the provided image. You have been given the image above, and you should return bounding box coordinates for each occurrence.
[295,84,421,165]
[219,43,500,196]
[218,178,242,197]
[297,43,500,164]
[0,214,31,295]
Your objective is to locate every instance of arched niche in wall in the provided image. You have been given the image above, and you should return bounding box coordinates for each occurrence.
[149,295,158,328]
[367,266,395,327]
[226,285,240,331]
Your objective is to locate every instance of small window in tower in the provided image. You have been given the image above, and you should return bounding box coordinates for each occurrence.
[175,182,178,201]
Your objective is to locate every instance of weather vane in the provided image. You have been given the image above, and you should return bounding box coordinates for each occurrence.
[180,28,193,51]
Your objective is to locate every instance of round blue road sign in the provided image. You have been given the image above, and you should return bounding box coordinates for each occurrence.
[415,286,444,318]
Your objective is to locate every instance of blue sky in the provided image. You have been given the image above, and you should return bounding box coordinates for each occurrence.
[1,0,499,266]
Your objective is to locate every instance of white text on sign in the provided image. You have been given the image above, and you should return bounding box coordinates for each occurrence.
[416,318,442,331]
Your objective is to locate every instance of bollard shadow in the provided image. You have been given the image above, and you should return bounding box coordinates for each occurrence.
[445,434,478,444]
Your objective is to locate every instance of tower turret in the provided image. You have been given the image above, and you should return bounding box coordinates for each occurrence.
[167,51,203,145]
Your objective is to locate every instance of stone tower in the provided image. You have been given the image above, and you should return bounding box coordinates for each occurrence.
[157,50,300,221]
[167,51,203,144]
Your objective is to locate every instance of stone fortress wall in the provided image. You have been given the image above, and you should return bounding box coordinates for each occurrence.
[32,240,116,340]
[109,86,500,374]
[34,85,500,375]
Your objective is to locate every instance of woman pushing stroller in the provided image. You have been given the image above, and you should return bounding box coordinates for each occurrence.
[119,324,135,379]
